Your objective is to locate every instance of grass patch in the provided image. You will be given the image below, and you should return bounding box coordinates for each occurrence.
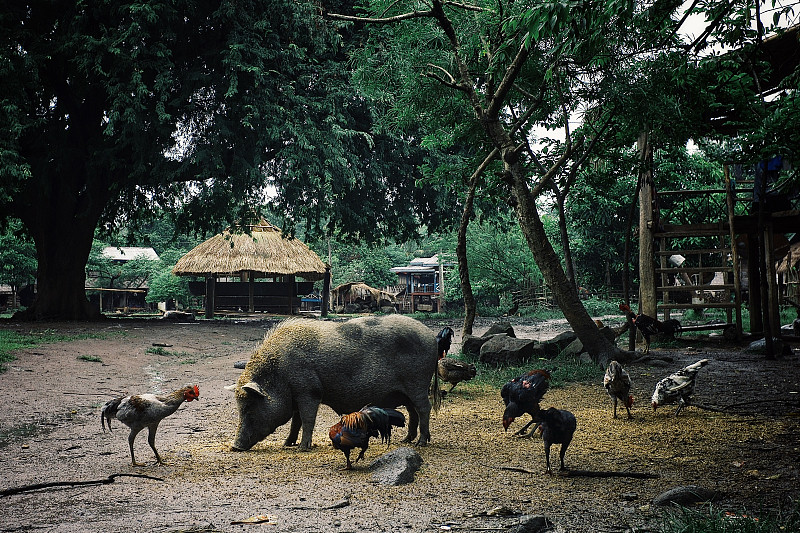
[0,329,123,373]
[660,503,800,533]
[145,345,203,365]
[77,354,103,363]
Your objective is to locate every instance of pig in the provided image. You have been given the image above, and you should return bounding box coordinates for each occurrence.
[230,314,442,452]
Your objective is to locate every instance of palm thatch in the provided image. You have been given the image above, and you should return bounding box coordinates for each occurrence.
[776,242,800,275]
[331,282,396,305]
[172,220,326,281]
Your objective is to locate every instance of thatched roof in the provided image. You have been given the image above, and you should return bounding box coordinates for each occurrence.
[331,282,396,303]
[172,220,327,281]
[776,241,800,275]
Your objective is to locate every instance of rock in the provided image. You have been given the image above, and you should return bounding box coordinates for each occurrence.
[379,306,396,314]
[369,447,423,486]
[479,334,538,366]
[548,331,579,351]
[507,515,554,533]
[461,334,494,357]
[233,360,247,369]
[484,321,516,337]
[652,485,719,506]
[161,310,195,321]
[562,338,584,358]
[744,337,792,356]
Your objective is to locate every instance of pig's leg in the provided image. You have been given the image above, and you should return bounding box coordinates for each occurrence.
[402,406,419,444]
[296,400,320,451]
[283,411,302,447]
[415,400,432,446]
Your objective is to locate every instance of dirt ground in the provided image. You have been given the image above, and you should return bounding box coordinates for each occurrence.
[0,315,798,533]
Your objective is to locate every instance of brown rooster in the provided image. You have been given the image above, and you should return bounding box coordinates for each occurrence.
[603,360,634,419]
[101,385,199,465]
[329,406,405,469]
[437,357,477,392]
[619,303,681,354]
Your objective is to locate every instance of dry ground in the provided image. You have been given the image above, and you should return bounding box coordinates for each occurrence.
[0,315,798,533]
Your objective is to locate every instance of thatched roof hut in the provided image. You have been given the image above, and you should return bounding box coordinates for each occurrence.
[172,220,326,280]
[172,220,327,316]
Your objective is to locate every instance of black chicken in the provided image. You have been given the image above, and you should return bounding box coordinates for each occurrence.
[652,359,709,415]
[436,327,455,359]
[437,357,477,392]
[603,360,634,419]
[329,406,405,469]
[619,303,681,354]
[501,369,550,436]
[538,407,577,474]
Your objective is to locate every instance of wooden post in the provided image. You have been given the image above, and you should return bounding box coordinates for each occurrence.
[287,274,296,315]
[205,275,216,319]
[438,260,445,313]
[248,271,255,313]
[724,165,743,339]
[321,266,331,317]
[748,232,763,333]
[638,131,657,319]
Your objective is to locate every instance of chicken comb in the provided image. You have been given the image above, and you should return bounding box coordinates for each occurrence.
[619,303,630,312]
[193,385,200,396]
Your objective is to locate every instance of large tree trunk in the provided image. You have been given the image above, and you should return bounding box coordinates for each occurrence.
[512,176,623,365]
[15,212,101,321]
[13,151,108,320]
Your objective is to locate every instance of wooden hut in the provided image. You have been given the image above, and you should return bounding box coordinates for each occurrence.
[172,220,328,317]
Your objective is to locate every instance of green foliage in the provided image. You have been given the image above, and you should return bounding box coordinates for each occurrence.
[0,220,37,297]
[468,354,604,391]
[77,355,103,363]
[660,503,800,533]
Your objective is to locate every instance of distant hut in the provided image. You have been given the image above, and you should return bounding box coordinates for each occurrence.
[172,220,328,317]
[331,282,397,313]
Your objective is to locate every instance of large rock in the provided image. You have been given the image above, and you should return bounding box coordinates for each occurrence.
[462,333,494,357]
[652,485,719,506]
[479,334,538,366]
[369,447,423,486]
[484,321,516,338]
[507,515,554,533]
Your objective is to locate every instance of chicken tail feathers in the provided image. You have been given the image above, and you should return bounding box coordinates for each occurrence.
[101,397,122,432]
[342,407,406,445]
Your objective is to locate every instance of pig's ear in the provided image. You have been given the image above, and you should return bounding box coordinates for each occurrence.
[241,381,267,397]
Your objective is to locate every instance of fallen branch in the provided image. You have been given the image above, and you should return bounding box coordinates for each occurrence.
[496,466,658,479]
[285,497,350,511]
[1,473,164,497]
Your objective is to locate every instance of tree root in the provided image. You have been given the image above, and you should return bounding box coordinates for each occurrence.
[1,473,164,497]
[497,465,659,479]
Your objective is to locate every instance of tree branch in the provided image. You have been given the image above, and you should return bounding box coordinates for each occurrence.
[324,9,434,24]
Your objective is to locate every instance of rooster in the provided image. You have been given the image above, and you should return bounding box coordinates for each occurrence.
[101,385,199,466]
[603,361,634,419]
[436,326,455,359]
[501,369,550,437]
[538,407,577,474]
[329,406,405,469]
[652,359,709,415]
[619,303,681,354]
[437,357,477,392]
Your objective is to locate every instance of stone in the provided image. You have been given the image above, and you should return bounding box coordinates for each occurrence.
[369,447,423,486]
[484,321,516,337]
[479,334,538,366]
[461,334,493,357]
[507,515,553,533]
[652,485,719,506]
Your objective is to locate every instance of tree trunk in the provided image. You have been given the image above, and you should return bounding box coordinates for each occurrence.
[554,190,576,288]
[458,173,480,336]
[638,131,657,319]
[14,207,101,321]
[507,157,623,366]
